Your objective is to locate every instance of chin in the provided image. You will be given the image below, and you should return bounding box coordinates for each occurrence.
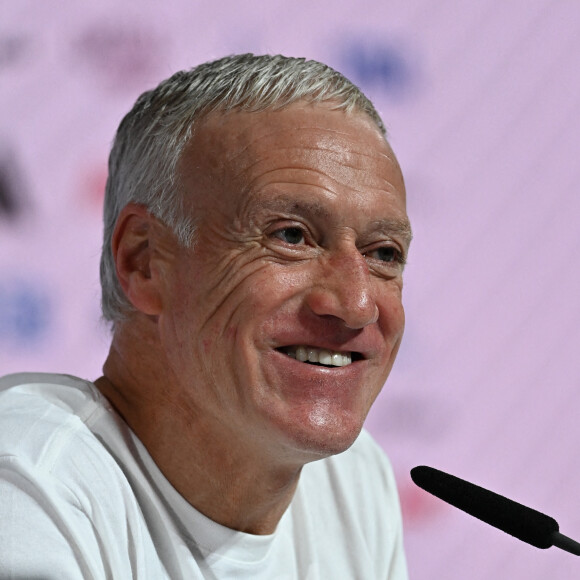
[277,404,367,462]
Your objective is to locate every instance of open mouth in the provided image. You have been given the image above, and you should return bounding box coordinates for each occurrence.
[276,345,363,367]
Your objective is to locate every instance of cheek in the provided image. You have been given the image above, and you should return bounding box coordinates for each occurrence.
[377,284,406,345]
[239,265,311,317]
[188,264,310,358]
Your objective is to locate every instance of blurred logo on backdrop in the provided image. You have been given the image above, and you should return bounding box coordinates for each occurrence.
[338,36,419,101]
[0,32,32,71]
[72,21,166,90]
[0,174,20,221]
[80,163,108,210]
[0,279,51,347]
[0,146,26,222]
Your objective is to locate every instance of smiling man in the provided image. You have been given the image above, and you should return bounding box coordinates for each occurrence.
[0,54,411,578]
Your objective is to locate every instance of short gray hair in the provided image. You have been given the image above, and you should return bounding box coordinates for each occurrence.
[100,53,387,323]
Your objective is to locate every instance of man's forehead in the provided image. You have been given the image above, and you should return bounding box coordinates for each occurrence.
[192,102,388,160]
[180,102,404,219]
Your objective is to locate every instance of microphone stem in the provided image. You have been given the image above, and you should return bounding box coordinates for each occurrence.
[551,531,580,556]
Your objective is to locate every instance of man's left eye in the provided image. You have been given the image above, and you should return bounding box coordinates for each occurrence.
[273,227,305,245]
[367,246,403,263]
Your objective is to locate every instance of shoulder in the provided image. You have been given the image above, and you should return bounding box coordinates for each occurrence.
[0,373,107,466]
[0,371,102,419]
[0,372,145,532]
[0,372,132,508]
[0,374,159,577]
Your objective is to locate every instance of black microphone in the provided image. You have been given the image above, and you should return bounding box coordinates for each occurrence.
[410,465,580,556]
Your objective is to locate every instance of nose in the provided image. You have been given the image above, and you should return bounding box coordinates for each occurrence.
[305,248,379,329]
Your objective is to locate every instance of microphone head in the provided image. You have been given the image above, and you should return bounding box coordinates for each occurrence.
[410,465,558,549]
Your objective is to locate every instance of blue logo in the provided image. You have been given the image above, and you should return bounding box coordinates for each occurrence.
[0,280,51,346]
[338,37,418,100]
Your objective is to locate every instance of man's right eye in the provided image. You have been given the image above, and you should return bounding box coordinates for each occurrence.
[273,227,305,245]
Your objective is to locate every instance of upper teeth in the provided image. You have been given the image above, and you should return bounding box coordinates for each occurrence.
[283,346,353,367]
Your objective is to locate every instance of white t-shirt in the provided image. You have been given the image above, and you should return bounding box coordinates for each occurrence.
[0,373,407,579]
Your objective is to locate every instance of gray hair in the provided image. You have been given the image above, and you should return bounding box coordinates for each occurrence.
[100,53,387,323]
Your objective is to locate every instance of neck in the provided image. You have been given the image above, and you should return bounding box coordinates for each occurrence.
[95,319,303,535]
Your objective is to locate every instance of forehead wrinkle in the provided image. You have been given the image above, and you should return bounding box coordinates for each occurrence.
[238,157,404,220]
[237,152,398,195]
[244,164,342,186]
[222,126,330,172]
[229,146,354,182]
[237,140,387,167]
[227,125,388,177]
[244,173,394,209]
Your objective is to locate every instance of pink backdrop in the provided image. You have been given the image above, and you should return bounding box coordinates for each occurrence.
[2,1,580,577]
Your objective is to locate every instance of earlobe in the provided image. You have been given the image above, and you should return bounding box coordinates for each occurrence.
[112,204,164,316]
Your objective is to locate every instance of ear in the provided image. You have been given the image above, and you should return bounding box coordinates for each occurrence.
[111,203,167,316]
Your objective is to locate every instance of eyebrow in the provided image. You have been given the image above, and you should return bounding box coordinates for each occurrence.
[369,218,413,247]
[253,196,331,219]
